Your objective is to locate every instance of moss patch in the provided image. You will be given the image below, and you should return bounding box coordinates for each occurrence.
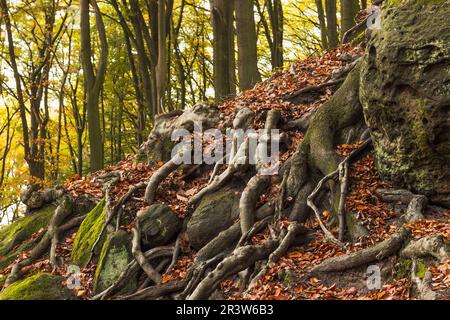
[71,199,106,267]
[386,0,447,7]
[0,205,55,257]
[0,273,74,300]
[396,258,427,280]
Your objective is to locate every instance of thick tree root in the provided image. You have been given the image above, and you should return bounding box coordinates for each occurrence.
[400,236,448,262]
[311,227,411,273]
[187,240,279,300]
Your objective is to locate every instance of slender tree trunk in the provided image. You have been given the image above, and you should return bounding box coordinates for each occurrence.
[361,0,367,10]
[341,0,360,39]
[315,0,328,50]
[80,0,108,172]
[210,0,235,104]
[235,0,261,91]
[156,0,168,113]
[325,0,338,49]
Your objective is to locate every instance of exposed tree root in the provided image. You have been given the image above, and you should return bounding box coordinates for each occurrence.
[49,196,74,266]
[92,245,174,300]
[249,222,307,289]
[311,227,411,273]
[403,195,428,223]
[187,240,279,300]
[131,220,162,284]
[401,236,448,262]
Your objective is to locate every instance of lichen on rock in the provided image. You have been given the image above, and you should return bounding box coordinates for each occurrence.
[71,199,106,267]
[137,203,181,249]
[93,230,136,295]
[360,0,450,207]
[187,189,240,250]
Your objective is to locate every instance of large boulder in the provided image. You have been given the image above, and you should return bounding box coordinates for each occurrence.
[0,205,55,270]
[187,190,240,250]
[93,230,136,295]
[137,203,182,248]
[360,0,450,207]
[0,273,75,300]
[71,199,106,267]
[136,102,219,165]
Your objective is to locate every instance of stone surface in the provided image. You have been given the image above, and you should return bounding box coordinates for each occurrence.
[187,189,240,250]
[137,203,182,249]
[360,0,450,207]
[93,230,136,295]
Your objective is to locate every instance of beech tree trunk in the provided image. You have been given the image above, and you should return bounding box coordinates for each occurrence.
[325,0,338,49]
[235,0,261,91]
[341,0,360,39]
[210,0,235,104]
[80,0,108,172]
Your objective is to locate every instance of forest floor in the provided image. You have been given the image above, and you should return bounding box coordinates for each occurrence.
[1,45,449,300]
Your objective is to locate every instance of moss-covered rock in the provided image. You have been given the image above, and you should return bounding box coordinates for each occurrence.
[0,273,75,300]
[395,258,427,280]
[187,189,240,250]
[360,1,450,207]
[93,230,136,295]
[71,199,106,267]
[0,205,55,258]
[137,203,181,249]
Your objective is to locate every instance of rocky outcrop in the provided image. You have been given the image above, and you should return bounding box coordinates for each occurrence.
[360,0,450,207]
[136,102,219,165]
[93,230,136,295]
[0,273,75,300]
[137,203,181,249]
[187,189,240,250]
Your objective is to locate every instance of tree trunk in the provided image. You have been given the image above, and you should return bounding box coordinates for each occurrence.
[315,0,328,50]
[235,0,261,91]
[341,0,360,39]
[210,0,235,104]
[325,0,338,49]
[80,0,108,172]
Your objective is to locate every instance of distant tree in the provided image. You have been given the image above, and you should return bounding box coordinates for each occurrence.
[80,0,108,172]
[235,0,261,91]
[325,0,338,49]
[341,0,360,39]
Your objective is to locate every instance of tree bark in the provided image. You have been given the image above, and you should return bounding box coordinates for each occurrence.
[315,0,328,50]
[325,0,338,49]
[235,0,261,91]
[80,0,108,172]
[210,0,235,104]
[341,0,360,39]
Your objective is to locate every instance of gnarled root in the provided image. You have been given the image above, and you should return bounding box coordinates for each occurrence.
[311,227,411,274]
[187,240,279,300]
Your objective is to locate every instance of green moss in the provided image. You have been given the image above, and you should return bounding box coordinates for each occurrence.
[0,273,74,300]
[0,205,55,257]
[71,199,106,267]
[0,275,5,288]
[396,259,427,280]
[93,230,135,294]
[387,0,447,7]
